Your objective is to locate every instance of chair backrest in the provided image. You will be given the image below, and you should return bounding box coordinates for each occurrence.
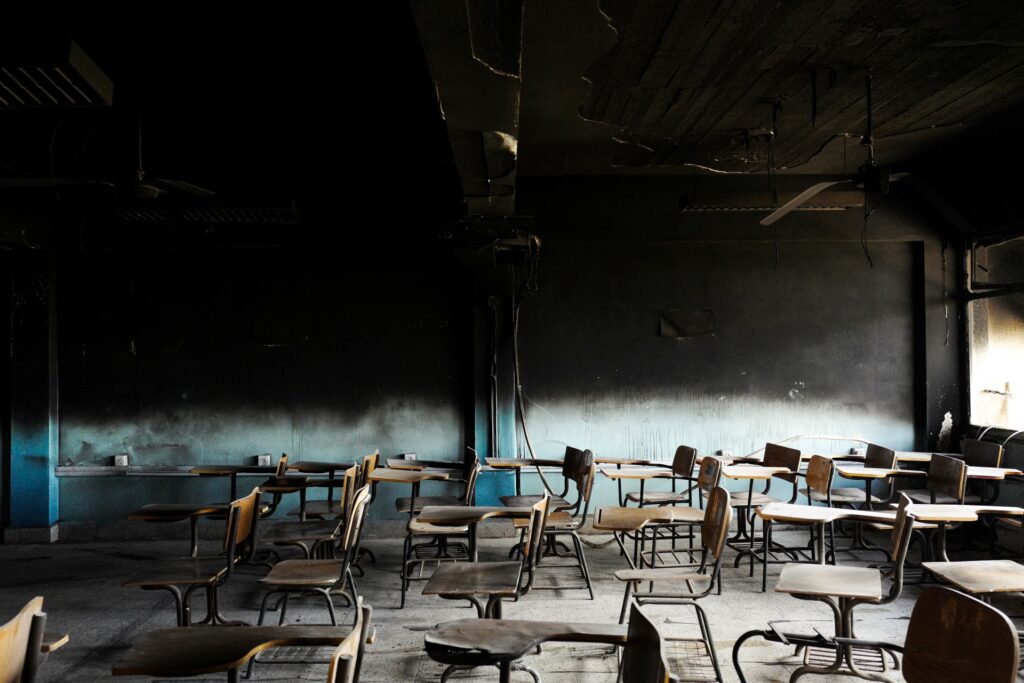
[620,603,675,683]
[903,586,1019,683]
[275,454,290,477]
[327,598,373,683]
[359,451,379,488]
[223,487,261,553]
[341,486,372,554]
[884,492,917,603]
[697,457,722,497]
[520,494,552,574]
[671,446,698,478]
[462,461,482,505]
[804,455,834,498]
[864,443,897,469]
[0,597,45,683]
[338,465,359,518]
[928,454,967,503]
[462,446,479,481]
[764,442,801,469]
[963,439,1003,468]
[702,486,733,562]
[562,446,592,481]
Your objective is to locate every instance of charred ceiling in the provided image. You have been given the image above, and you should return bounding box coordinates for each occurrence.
[417,0,1024,186]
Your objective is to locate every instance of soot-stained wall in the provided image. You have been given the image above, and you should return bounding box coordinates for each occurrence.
[57,244,467,520]
[511,176,957,463]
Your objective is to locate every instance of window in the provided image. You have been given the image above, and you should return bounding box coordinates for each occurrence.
[968,236,1024,430]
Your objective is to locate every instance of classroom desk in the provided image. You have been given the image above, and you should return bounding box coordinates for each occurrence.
[127,503,227,557]
[191,464,277,501]
[903,503,1024,561]
[754,503,896,591]
[593,505,705,570]
[418,505,533,561]
[485,458,564,495]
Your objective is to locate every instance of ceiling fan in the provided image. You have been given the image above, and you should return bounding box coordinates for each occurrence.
[760,69,894,226]
[121,114,215,200]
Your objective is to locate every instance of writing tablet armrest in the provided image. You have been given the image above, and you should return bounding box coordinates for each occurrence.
[41,632,69,653]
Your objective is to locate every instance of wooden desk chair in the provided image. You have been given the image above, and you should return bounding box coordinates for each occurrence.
[113,598,373,683]
[964,438,1006,506]
[292,450,378,519]
[256,486,371,626]
[815,443,897,507]
[500,445,592,511]
[614,485,732,682]
[123,487,261,626]
[964,438,1004,468]
[423,603,676,683]
[625,445,698,506]
[400,461,483,608]
[732,493,916,681]
[396,447,479,514]
[259,454,311,518]
[905,454,968,505]
[423,494,551,619]
[263,466,359,561]
[511,460,597,598]
[729,443,801,511]
[0,597,68,683]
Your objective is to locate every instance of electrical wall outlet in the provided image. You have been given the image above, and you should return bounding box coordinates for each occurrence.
[850,447,866,456]
[113,454,129,467]
[716,449,734,458]
[257,454,272,467]
[405,453,418,461]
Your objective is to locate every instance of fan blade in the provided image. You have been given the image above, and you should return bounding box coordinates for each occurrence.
[151,178,216,197]
[759,180,852,226]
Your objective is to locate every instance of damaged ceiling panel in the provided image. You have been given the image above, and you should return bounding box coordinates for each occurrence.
[411,0,523,215]
[510,0,1024,176]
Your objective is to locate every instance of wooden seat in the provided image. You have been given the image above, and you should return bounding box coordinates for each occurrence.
[113,598,373,683]
[123,487,261,627]
[256,486,371,626]
[423,603,674,683]
[499,493,570,509]
[808,487,881,504]
[407,518,470,534]
[922,559,1024,594]
[624,445,698,506]
[260,559,346,586]
[0,597,67,683]
[775,564,883,600]
[425,561,525,597]
[422,495,551,618]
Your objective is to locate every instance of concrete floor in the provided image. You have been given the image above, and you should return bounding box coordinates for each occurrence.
[0,523,1016,682]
